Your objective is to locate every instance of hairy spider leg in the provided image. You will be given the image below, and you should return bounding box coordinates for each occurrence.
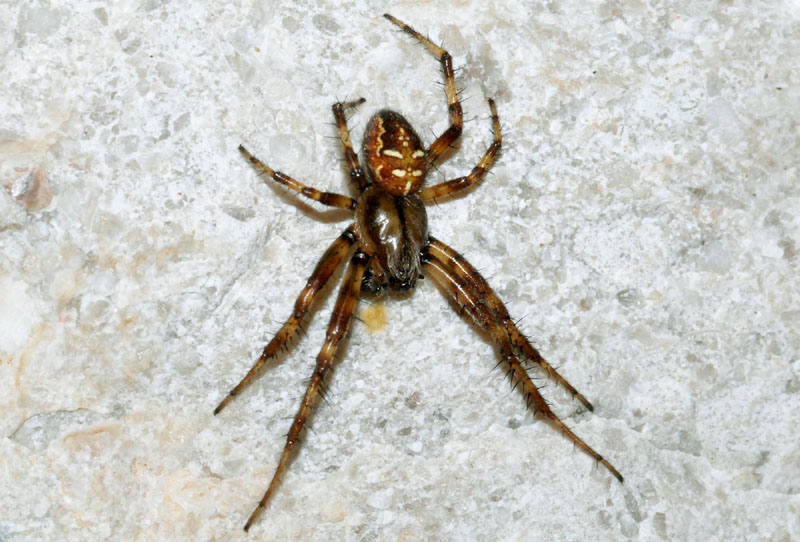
[238,144,357,210]
[383,14,463,164]
[421,248,623,483]
[244,250,370,531]
[425,237,595,411]
[332,98,370,192]
[420,99,503,202]
[214,226,357,415]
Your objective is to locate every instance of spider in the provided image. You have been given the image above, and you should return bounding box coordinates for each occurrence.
[215,13,623,532]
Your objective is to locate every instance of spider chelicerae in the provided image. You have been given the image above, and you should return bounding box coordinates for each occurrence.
[215,13,623,532]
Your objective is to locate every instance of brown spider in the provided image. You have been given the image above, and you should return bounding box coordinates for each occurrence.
[215,13,623,532]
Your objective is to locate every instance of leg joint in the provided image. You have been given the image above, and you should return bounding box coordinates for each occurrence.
[352,250,371,266]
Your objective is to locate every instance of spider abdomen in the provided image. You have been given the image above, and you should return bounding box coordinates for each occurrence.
[362,110,428,197]
[355,186,428,292]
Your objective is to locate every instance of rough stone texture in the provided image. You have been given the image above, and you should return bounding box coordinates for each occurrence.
[1,1,798,541]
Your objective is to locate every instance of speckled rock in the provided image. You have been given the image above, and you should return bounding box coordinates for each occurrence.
[1,1,798,541]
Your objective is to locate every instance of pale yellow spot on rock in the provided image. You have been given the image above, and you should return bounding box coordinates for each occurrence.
[361,302,387,333]
[391,169,407,177]
[383,149,403,159]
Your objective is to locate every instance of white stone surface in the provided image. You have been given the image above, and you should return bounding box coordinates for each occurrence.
[1,1,799,541]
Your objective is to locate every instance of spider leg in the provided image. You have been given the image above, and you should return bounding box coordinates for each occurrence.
[214,226,357,415]
[425,236,595,411]
[239,144,357,210]
[383,14,463,164]
[420,99,502,203]
[332,98,370,192]
[243,250,370,531]
[421,248,623,483]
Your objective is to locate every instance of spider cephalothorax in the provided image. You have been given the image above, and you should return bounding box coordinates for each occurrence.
[355,184,427,292]
[216,13,622,532]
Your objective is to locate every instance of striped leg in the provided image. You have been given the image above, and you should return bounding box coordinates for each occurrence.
[332,98,369,192]
[214,226,357,415]
[243,250,370,532]
[383,14,463,164]
[421,247,623,483]
[425,237,594,410]
[420,100,503,203]
[239,145,357,210]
